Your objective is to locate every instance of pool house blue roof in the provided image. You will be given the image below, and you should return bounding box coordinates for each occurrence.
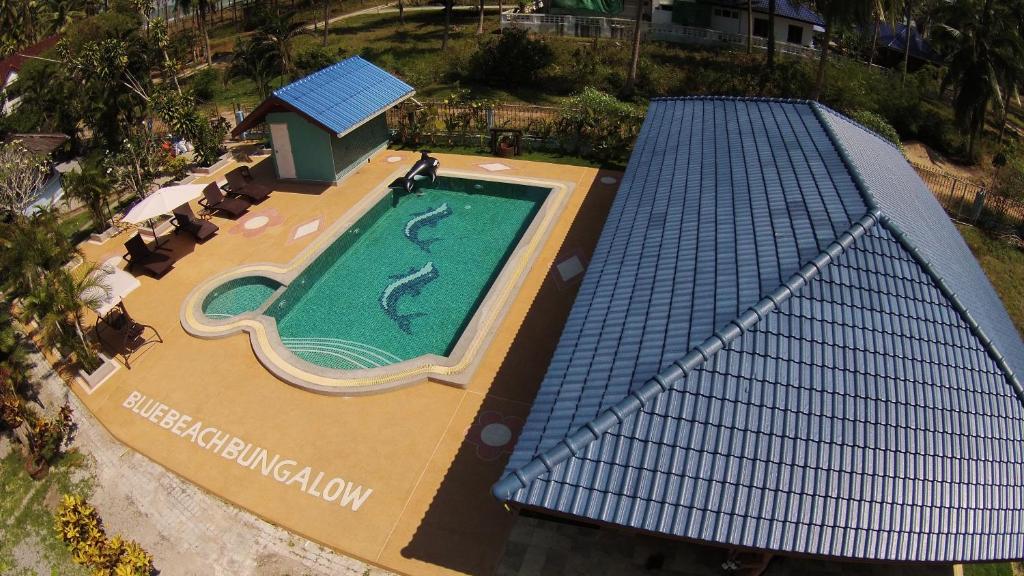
[231,56,414,138]
[493,98,1024,563]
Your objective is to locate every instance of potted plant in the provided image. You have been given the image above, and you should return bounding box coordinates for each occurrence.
[497,134,516,157]
[24,404,73,479]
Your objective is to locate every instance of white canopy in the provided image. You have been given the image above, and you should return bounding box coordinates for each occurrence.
[122,184,205,224]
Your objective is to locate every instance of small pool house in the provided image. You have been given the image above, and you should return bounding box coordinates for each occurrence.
[232,56,414,184]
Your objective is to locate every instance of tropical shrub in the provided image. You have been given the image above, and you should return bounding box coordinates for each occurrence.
[994,155,1024,202]
[849,110,903,150]
[469,27,554,87]
[25,403,74,468]
[294,46,343,77]
[55,494,156,575]
[555,88,644,163]
[63,158,115,231]
[190,68,221,103]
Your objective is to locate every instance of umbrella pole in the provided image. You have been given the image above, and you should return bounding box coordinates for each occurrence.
[148,218,168,250]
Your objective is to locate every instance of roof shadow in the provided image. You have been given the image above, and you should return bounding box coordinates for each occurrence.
[399,170,622,574]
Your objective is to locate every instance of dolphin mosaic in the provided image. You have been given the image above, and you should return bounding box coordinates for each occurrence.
[379,262,439,334]
[404,203,452,252]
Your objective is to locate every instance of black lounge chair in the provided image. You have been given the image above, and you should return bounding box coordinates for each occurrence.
[95,302,162,369]
[199,182,250,218]
[224,167,270,203]
[123,234,173,277]
[171,203,219,242]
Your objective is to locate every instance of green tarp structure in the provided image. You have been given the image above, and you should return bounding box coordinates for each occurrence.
[550,0,624,16]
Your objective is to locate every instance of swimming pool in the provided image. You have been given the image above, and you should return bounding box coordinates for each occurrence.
[182,170,570,394]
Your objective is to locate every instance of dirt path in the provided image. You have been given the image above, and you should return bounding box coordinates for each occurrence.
[903,140,992,185]
[25,348,393,576]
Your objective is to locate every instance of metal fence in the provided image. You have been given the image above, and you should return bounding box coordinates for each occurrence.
[500,13,819,59]
[385,102,560,133]
[912,163,1024,230]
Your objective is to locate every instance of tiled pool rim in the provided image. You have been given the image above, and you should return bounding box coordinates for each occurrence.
[180,169,574,395]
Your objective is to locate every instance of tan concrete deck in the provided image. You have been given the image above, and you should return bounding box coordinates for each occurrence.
[73,151,620,576]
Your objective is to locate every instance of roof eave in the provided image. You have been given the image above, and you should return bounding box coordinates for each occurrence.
[332,90,415,139]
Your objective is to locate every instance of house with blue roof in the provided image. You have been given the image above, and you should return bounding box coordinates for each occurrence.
[493,98,1024,564]
[232,56,414,184]
[662,0,823,47]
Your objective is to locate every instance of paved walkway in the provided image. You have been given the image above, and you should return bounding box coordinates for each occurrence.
[30,347,392,576]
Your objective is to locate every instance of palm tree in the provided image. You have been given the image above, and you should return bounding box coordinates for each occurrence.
[934,0,1024,158]
[625,0,644,93]
[766,0,777,71]
[442,0,453,51]
[259,10,307,77]
[814,0,872,99]
[63,159,114,232]
[900,0,913,85]
[867,0,900,66]
[322,0,330,46]
[175,0,212,65]
[229,35,282,100]
[38,0,87,36]
[22,262,110,370]
[478,0,485,34]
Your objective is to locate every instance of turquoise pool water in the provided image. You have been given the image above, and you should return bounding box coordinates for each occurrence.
[265,176,549,370]
[203,276,281,318]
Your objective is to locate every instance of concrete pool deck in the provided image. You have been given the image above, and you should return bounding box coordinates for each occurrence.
[72,150,620,576]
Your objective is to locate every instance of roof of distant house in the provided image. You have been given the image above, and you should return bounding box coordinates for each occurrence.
[493,97,1024,563]
[0,36,60,85]
[713,0,825,27]
[4,133,69,157]
[231,56,414,138]
[877,22,942,63]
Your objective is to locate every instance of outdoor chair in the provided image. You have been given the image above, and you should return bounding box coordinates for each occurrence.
[171,203,219,242]
[95,301,162,369]
[199,182,250,218]
[122,234,173,278]
[224,167,270,203]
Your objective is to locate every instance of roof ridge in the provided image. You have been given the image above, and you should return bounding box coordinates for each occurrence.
[493,209,882,501]
[274,55,368,96]
[810,102,1024,404]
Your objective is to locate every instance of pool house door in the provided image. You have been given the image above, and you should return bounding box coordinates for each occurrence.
[270,123,297,179]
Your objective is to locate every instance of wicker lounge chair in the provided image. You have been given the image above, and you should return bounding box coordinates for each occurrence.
[122,234,173,277]
[199,182,250,218]
[95,302,162,369]
[171,203,219,242]
[224,167,270,203]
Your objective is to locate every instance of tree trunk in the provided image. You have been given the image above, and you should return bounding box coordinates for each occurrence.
[766,0,776,70]
[813,9,832,100]
[901,0,912,86]
[625,0,644,93]
[746,0,753,53]
[478,0,485,33]
[323,0,330,45]
[201,9,212,65]
[400,0,405,25]
[998,88,1012,144]
[442,0,452,50]
[868,15,879,66]
[497,0,502,28]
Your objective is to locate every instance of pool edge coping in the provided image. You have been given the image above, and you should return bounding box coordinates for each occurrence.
[179,168,576,395]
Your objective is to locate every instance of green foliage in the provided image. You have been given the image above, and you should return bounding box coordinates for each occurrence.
[26,404,75,466]
[962,563,1015,576]
[469,27,555,87]
[848,109,903,149]
[959,223,1024,336]
[190,67,221,103]
[0,211,77,297]
[229,34,283,101]
[294,45,344,78]
[555,87,643,163]
[994,155,1024,202]
[63,158,115,230]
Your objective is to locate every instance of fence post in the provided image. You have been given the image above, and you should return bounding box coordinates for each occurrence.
[971,189,988,224]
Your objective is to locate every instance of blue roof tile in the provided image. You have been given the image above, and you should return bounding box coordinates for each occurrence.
[494,98,1024,563]
[233,56,413,137]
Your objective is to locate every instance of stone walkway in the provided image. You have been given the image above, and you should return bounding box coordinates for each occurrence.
[31,348,392,576]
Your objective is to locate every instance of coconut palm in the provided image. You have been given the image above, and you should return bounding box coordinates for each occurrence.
[442,0,453,51]
[228,34,282,101]
[22,262,110,370]
[867,0,901,66]
[814,0,873,99]
[259,10,307,77]
[933,0,1024,158]
[0,211,76,295]
[63,159,115,232]
[625,0,644,92]
[175,0,212,65]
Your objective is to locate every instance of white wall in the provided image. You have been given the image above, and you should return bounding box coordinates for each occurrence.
[741,12,815,46]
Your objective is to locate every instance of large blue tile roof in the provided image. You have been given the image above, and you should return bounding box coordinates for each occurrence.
[493,98,1024,563]
[715,0,824,26]
[232,56,413,137]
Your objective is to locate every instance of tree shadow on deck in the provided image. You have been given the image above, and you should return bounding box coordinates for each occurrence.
[400,170,622,575]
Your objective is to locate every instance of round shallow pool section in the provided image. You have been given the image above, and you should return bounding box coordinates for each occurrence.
[202,276,282,319]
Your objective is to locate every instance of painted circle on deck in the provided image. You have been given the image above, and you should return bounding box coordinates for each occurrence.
[480,423,512,447]
[386,156,403,163]
[243,216,271,230]
[600,176,618,185]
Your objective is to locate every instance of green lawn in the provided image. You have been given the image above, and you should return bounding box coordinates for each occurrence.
[0,450,92,576]
[958,224,1024,337]
[963,563,1015,576]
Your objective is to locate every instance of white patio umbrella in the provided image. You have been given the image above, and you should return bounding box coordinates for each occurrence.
[121,184,206,246]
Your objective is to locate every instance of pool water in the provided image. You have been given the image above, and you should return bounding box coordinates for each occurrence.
[203,276,281,318]
[266,177,549,370]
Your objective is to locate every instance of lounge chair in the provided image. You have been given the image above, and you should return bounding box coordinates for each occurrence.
[171,203,219,242]
[122,234,173,277]
[224,167,270,203]
[95,301,162,369]
[199,182,250,218]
